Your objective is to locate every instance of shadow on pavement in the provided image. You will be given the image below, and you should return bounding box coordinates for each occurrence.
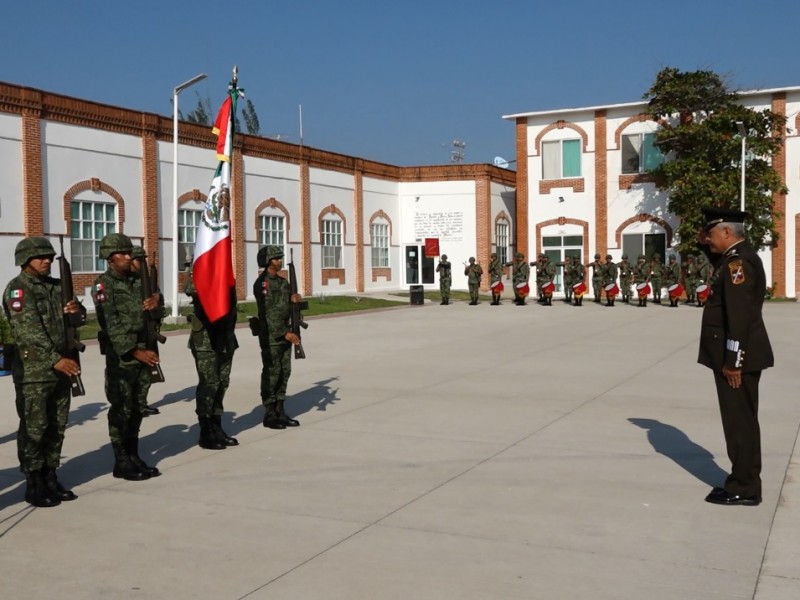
[290,376,340,418]
[628,418,728,487]
[150,386,196,411]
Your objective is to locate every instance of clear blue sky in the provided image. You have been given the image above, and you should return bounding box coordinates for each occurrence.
[5,0,799,166]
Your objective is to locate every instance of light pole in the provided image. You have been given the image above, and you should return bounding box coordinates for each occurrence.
[736,121,746,212]
[168,73,207,323]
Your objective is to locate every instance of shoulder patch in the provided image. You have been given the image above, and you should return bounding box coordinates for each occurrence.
[93,282,107,304]
[728,259,745,285]
[7,288,25,311]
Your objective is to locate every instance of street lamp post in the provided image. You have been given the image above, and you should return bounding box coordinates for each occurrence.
[736,121,746,212]
[168,73,207,323]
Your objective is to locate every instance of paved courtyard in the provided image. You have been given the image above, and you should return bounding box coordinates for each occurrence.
[0,297,798,599]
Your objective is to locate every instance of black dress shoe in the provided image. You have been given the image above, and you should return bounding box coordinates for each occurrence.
[705,489,761,506]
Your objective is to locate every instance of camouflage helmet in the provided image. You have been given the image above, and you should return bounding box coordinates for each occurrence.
[594,253,601,259]
[490,252,497,258]
[638,254,646,260]
[668,254,676,261]
[468,256,475,263]
[515,252,524,259]
[697,254,706,262]
[131,246,146,260]
[653,252,661,260]
[441,254,448,260]
[99,233,134,259]
[622,254,628,260]
[15,236,56,266]
[605,254,612,260]
[686,254,695,260]
[257,244,284,268]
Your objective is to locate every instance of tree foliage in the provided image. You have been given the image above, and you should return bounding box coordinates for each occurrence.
[643,67,787,253]
[241,98,261,135]
[184,92,213,126]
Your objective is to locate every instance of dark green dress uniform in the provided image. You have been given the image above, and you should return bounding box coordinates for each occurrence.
[698,208,773,505]
[184,266,239,449]
[436,256,452,305]
[93,234,161,480]
[4,237,84,506]
[254,245,300,429]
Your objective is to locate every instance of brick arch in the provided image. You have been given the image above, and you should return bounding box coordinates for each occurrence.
[494,210,511,227]
[318,204,347,242]
[535,217,590,260]
[368,209,393,241]
[63,177,125,236]
[795,113,800,137]
[178,188,207,207]
[254,197,291,242]
[534,120,589,155]
[613,114,659,149]
[614,213,674,248]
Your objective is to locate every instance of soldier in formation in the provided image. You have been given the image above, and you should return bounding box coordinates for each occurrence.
[508,252,530,305]
[253,245,303,429]
[665,254,682,307]
[464,257,483,305]
[93,234,161,480]
[3,237,85,507]
[184,251,240,450]
[532,254,556,305]
[572,258,586,306]
[130,246,161,417]
[633,254,650,307]
[436,254,451,305]
[650,253,664,304]
[557,256,575,304]
[618,254,633,303]
[683,254,699,304]
[602,254,618,306]
[488,252,503,305]
[588,253,604,303]
[697,254,712,307]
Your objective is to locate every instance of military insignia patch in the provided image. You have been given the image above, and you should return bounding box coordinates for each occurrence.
[262,281,269,296]
[728,260,745,285]
[8,288,24,311]
[93,282,107,303]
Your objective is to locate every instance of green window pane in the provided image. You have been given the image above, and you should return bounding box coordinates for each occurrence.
[108,223,116,234]
[562,140,581,177]
[82,223,92,238]
[106,204,115,221]
[95,223,105,239]
[94,204,103,220]
[71,202,80,220]
[542,236,561,247]
[82,203,92,220]
[642,133,664,171]
[563,235,583,246]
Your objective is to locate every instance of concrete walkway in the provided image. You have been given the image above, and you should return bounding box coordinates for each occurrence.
[0,298,798,599]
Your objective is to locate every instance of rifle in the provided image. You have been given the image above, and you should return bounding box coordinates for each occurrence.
[288,249,309,359]
[139,250,166,383]
[58,236,86,397]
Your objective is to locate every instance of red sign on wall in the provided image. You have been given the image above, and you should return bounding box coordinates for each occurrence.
[424,238,440,257]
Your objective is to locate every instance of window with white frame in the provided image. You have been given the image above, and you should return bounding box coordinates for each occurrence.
[542,139,582,179]
[621,132,664,174]
[178,208,203,270]
[70,199,116,272]
[322,218,342,268]
[258,213,285,252]
[495,220,509,264]
[371,222,389,268]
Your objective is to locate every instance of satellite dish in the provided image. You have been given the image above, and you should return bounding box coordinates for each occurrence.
[493,156,509,169]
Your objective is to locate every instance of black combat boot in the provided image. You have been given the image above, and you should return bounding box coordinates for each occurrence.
[277,401,300,427]
[142,404,160,417]
[25,470,60,507]
[43,468,77,501]
[262,404,286,430]
[126,438,161,477]
[212,415,239,446]
[112,452,150,481]
[198,417,226,449]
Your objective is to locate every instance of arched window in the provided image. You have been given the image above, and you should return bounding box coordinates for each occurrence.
[322,216,343,268]
[70,196,117,272]
[257,211,286,252]
[371,218,389,267]
[495,218,510,264]
[178,202,204,271]
[542,139,582,179]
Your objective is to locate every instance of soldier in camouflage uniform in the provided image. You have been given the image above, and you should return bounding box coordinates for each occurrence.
[665,254,682,307]
[602,254,618,306]
[464,257,483,305]
[253,246,303,429]
[697,254,712,307]
[436,255,451,305]
[184,254,239,449]
[488,252,503,305]
[618,254,633,303]
[650,253,664,304]
[507,252,530,305]
[588,253,604,303]
[633,254,650,307]
[683,254,699,304]
[130,246,161,417]
[93,233,161,480]
[537,255,556,306]
[3,237,85,507]
[557,255,575,303]
[572,258,586,306]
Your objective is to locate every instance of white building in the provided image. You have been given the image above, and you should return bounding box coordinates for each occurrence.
[504,87,800,298]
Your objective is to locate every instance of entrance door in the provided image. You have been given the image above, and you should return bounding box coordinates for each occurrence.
[542,234,583,293]
[405,245,435,285]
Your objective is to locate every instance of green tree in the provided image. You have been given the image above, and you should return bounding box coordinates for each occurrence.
[241,98,261,135]
[643,67,787,253]
[181,92,244,132]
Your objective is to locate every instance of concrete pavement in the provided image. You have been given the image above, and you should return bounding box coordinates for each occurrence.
[0,297,798,599]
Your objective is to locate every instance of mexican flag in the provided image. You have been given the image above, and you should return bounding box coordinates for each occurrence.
[192,87,241,322]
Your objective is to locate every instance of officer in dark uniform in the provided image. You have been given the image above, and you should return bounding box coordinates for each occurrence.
[697,207,773,506]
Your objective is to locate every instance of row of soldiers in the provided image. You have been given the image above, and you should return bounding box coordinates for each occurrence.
[436,251,714,308]
[2,231,304,508]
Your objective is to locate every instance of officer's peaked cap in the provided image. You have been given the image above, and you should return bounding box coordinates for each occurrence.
[15,236,56,266]
[701,206,747,231]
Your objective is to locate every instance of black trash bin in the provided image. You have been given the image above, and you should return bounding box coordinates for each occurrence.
[409,285,424,305]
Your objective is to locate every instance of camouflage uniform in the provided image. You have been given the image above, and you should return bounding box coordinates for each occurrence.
[602,254,618,306]
[665,255,682,307]
[534,256,556,306]
[633,254,650,307]
[509,252,530,305]
[254,245,300,429]
[589,253,604,303]
[618,255,633,303]
[130,246,161,417]
[572,260,586,306]
[488,253,503,305]
[464,257,483,305]
[683,254,699,303]
[557,256,575,303]
[3,237,84,506]
[650,253,664,303]
[697,255,712,307]
[94,233,161,480]
[436,255,452,305]
[184,260,239,449]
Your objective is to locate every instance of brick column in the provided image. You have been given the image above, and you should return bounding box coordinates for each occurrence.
[140,114,160,264]
[515,118,529,258]
[21,91,44,236]
[354,168,364,292]
[300,158,312,297]
[232,148,246,300]
[476,176,491,290]
[594,110,608,255]
[771,93,786,297]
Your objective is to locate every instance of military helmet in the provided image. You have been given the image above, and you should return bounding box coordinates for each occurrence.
[687,254,695,260]
[15,236,56,266]
[99,233,134,259]
[638,254,646,260]
[622,254,628,260]
[697,254,706,262]
[653,252,661,260]
[668,254,676,261]
[490,252,497,258]
[441,254,448,260]
[469,256,475,263]
[131,246,146,260]
[605,254,612,260]
[257,245,284,268]
[515,252,524,259]
[594,253,601,259]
